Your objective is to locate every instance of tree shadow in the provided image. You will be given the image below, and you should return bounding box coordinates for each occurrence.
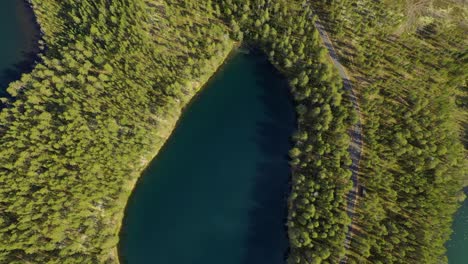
[241,51,297,264]
[0,51,39,97]
[0,0,42,100]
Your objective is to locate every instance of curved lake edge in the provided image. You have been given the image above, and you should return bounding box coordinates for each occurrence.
[113,43,238,262]
[117,50,296,264]
[0,0,43,99]
[22,0,44,56]
[9,2,464,262]
[246,47,295,263]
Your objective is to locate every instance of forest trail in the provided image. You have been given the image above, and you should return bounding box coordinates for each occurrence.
[313,18,364,264]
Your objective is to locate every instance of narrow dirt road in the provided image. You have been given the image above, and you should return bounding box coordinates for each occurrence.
[313,18,364,263]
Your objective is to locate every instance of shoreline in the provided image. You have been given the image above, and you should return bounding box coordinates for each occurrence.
[20,0,44,66]
[22,1,238,262]
[112,42,239,264]
[0,0,42,99]
[23,0,44,48]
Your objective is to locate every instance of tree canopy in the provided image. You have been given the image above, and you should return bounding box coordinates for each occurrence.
[0,0,466,263]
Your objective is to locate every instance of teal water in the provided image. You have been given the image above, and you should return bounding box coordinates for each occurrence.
[0,0,39,96]
[119,52,295,264]
[447,188,468,264]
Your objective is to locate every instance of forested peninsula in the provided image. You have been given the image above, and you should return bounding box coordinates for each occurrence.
[0,0,466,264]
[1,0,235,262]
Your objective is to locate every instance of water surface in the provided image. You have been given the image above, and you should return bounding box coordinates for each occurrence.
[447,187,468,264]
[119,52,295,264]
[0,0,40,96]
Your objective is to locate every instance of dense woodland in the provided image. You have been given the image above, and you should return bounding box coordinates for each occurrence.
[0,0,466,263]
[0,0,234,262]
[310,0,467,263]
[2,0,355,262]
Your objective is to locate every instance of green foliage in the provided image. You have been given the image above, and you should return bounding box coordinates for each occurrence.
[0,0,233,262]
[311,0,467,263]
[216,0,354,262]
[2,0,353,262]
[3,0,464,263]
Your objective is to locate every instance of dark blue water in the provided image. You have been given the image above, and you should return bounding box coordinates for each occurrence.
[0,0,39,96]
[119,52,295,264]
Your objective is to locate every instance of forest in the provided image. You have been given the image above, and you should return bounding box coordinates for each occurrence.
[0,0,234,262]
[0,0,466,263]
[310,0,467,263]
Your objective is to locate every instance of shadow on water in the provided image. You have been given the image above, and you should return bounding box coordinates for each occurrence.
[118,51,296,264]
[0,0,42,99]
[0,51,39,97]
[242,52,296,264]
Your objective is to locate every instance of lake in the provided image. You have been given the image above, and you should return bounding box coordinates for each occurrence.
[447,188,468,264]
[118,52,296,264]
[0,0,40,97]
[3,1,466,263]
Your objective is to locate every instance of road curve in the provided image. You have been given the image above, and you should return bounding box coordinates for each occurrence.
[313,18,364,263]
